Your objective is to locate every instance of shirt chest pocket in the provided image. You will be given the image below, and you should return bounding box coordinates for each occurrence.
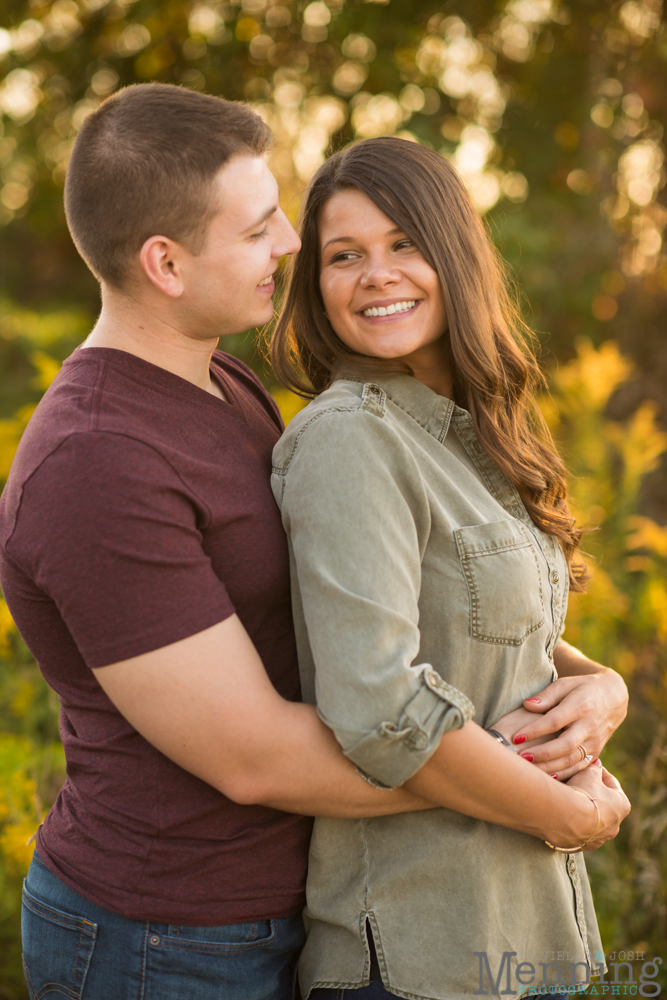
[454,519,545,646]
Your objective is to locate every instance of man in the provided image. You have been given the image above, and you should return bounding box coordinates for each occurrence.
[0,83,444,999]
[0,83,628,1000]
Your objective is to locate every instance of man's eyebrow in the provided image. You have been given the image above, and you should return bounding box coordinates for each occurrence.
[322,227,403,252]
[242,205,278,233]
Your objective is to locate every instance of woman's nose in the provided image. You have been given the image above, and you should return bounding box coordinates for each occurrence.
[360,260,400,288]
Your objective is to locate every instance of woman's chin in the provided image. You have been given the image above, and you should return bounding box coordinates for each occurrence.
[347,341,425,362]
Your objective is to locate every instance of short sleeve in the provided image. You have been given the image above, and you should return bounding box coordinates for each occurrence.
[7,433,234,668]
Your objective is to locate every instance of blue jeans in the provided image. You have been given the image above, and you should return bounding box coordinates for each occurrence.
[22,851,305,999]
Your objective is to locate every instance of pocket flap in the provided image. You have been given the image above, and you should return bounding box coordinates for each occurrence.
[455,518,532,558]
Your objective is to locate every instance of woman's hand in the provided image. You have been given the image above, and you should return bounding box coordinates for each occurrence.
[490,704,559,755]
[490,643,628,780]
[553,760,630,851]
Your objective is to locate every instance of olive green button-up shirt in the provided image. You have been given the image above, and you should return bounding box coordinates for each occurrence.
[271,373,603,1000]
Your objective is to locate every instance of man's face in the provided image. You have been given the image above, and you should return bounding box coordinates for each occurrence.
[177,155,300,339]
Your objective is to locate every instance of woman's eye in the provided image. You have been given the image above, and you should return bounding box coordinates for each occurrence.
[328,251,359,263]
[394,239,415,251]
[250,228,268,241]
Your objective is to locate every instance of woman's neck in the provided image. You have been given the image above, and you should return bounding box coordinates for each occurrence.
[397,336,453,399]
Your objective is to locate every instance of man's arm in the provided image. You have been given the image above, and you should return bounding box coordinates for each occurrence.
[93,614,630,847]
[92,614,433,819]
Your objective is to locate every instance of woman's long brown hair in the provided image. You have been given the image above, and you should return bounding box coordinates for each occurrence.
[271,137,586,590]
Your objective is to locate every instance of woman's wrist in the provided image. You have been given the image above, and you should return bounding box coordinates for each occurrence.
[544,787,600,851]
[538,779,598,847]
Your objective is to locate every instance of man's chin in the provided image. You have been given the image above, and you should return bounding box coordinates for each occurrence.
[244,305,274,330]
[206,304,274,338]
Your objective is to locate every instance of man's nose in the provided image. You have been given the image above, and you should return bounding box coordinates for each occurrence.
[273,210,301,257]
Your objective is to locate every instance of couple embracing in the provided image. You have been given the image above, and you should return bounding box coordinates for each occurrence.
[0,84,630,1000]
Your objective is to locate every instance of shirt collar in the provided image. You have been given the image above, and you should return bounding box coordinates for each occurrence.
[332,366,456,444]
[332,366,528,520]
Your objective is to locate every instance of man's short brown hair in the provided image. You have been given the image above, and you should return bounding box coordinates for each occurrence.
[64,83,272,288]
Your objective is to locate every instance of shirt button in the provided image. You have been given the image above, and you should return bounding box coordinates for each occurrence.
[150,936,160,945]
[568,859,577,875]
[550,570,560,584]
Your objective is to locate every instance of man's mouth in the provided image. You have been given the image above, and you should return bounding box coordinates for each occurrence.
[362,300,417,318]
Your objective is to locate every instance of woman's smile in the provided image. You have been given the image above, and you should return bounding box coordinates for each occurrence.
[359,298,420,320]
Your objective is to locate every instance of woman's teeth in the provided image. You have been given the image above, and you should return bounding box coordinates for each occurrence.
[363,300,416,317]
[258,276,273,286]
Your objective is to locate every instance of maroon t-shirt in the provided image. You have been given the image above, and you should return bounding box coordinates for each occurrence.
[0,346,312,924]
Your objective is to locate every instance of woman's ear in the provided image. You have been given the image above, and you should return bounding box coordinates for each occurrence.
[139,236,185,298]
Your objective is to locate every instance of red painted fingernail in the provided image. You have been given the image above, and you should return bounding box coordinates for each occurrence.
[520,752,534,762]
[525,698,541,704]
[593,758,602,767]
[514,734,527,744]
[551,774,559,779]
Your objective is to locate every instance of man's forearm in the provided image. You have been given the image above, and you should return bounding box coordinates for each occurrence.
[239,700,435,817]
[92,617,434,819]
[249,710,551,824]
[251,710,610,849]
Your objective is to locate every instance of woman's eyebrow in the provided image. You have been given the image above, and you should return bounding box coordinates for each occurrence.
[322,227,403,252]
[322,235,353,251]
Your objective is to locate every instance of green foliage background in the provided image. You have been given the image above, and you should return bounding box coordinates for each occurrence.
[0,0,666,995]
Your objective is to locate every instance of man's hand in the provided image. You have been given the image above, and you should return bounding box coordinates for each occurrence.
[490,641,628,780]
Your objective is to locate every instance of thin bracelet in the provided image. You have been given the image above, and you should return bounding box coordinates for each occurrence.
[544,788,601,853]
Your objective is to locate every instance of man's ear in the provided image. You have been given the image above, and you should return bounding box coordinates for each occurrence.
[139,236,185,298]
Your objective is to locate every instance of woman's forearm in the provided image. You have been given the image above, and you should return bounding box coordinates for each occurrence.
[404,720,628,847]
[236,689,626,845]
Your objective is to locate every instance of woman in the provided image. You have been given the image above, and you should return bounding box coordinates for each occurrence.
[270,138,629,1000]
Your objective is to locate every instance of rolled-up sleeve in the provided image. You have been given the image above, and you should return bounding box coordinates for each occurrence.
[273,404,474,789]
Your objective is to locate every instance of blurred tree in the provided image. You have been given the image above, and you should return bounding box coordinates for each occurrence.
[0,0,665,517]
[546,339,667,971]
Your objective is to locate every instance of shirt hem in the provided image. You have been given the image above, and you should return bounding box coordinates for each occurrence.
[35,834,306,926]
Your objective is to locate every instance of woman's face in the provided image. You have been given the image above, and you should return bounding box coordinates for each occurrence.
[318,189,449,369]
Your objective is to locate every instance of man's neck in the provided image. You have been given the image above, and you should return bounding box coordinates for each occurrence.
[82,288,225,399]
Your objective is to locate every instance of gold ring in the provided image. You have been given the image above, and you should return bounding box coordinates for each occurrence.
[578,745,587,761]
